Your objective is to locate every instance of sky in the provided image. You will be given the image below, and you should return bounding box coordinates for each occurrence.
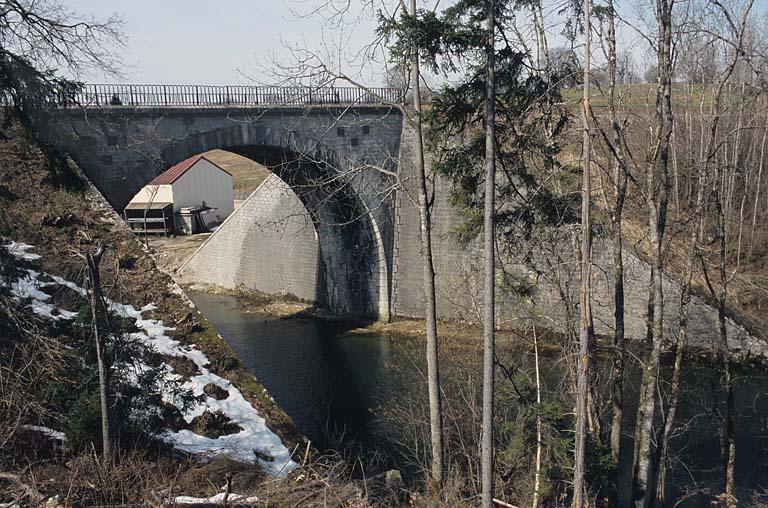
[70,0,649,87]
[72,0,583,87]
[74,0,385,85]
[71,0,768,87]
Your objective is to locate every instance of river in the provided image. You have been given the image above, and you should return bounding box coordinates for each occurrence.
[189,291,768,506]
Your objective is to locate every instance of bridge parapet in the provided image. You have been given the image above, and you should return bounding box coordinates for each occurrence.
[71,83,405,108]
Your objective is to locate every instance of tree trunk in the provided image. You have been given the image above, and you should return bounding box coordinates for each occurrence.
[481,1,496,506]
[632,2,673,505]
[408,0,444,488]
[604,0,628,466]
[532,324,543,508]
[86,244,110,465]
[573,0,591,506]
[667,5,752,501]
[609,167,626,463]
[715,188,736,507]
[654,165,704,504]
[532,2,549,74]
[654,7,748,496]
[748,127,766,260]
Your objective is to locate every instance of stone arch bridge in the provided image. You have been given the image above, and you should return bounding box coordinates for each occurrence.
[42,84,762,356]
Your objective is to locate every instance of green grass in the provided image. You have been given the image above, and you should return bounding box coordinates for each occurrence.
[203,149,271,193]
[561,82,741,109]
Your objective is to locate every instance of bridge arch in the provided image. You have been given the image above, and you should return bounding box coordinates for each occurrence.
[46,104,403,319]
[163,125,390,319]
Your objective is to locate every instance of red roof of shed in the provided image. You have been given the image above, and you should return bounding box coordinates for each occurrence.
[148,154,231,185]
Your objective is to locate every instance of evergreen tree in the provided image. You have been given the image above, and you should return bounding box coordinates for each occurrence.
[0,1,122,181]
[423,0,572,502]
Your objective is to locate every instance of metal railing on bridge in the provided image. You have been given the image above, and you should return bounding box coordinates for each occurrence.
[71,83,405,108]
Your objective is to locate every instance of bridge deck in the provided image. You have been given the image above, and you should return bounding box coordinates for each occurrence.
[71,83,404,108]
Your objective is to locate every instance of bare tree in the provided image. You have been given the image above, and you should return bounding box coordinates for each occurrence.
[260,0,446,488]
[592,0,630,469]
[83,243,110,464]
[572,0,591,505]
[532,323,543,508]
[0,0,122,138]
[631,0,675,505]
[654,3,754,505]
[0,0,122,76]
[404,0,445,488]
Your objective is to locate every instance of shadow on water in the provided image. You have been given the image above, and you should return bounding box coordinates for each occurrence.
[614,355,768,507]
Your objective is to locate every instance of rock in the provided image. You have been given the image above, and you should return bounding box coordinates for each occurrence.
[204,383,229,400]
[164,354,200,377]
[189,410,242,439]
[44,495,63,508]
[160,403,187,432]
[41,213,81,228]
[384,470,402,490]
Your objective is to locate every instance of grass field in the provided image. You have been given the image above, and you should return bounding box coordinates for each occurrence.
[203,149,271,193]
[560,82,748,109]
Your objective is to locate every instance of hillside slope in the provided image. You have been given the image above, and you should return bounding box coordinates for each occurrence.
[0,127,303,503]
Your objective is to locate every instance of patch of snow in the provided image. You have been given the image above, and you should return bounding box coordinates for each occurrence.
[108,301,297,475]
[4,240,42,260]
[11,271,78,321]
[1,240,297,476]
[20,425,67,441]
[173,493,258,505]
[110,304,297,475]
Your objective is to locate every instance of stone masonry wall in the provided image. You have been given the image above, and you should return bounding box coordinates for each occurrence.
[49,104,766,354]
[392,115,765,357]
[178,174,320,302]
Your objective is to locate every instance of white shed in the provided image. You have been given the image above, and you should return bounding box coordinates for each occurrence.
[128,154,235,231]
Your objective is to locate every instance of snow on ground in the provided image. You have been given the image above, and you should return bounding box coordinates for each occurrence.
[4,240,42,260]
[3,241,297,476]
[20,425,67,441]
[11,270,78,321]
[173,493,259,505]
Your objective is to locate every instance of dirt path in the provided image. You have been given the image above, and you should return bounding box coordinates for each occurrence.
[148,234,210,274]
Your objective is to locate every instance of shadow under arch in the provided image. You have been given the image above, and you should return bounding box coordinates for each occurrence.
[161,126,389,320]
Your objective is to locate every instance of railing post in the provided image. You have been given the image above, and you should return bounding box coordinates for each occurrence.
[129,85,135,106]
[196,85,199,106]
[163,85,168,106]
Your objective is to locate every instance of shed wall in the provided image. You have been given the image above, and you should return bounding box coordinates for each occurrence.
[171,159,234,223]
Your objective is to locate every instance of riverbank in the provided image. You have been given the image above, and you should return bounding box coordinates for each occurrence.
[183,284,490,335]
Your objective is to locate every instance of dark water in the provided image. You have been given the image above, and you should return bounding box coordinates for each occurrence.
[188,292,416,461]
[615,363,768,506]
[189,291,768,505]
